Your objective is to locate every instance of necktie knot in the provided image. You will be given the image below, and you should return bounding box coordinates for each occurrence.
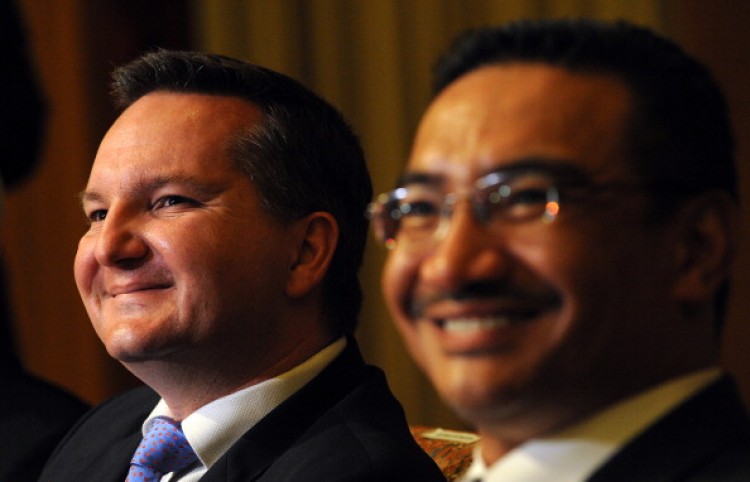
[126,416,198,482]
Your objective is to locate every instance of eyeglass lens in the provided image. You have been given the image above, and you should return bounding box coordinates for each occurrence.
[371,170,559,249]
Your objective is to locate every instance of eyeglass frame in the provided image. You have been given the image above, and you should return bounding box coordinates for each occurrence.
[366,161,690,250]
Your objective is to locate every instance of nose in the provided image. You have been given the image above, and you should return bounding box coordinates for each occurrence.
[418,202,510,292]
[94,210,149,268]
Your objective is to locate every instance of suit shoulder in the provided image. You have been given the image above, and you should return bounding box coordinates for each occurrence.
[39,385,157,478]
[0,372,90,481]
[64,385,157,436]
[264,367,445,481]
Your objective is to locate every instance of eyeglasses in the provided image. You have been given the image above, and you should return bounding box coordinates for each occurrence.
[367,164,695,251]
[366,169,561,250]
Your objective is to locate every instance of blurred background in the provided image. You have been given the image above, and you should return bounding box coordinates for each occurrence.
[7,0,750,430]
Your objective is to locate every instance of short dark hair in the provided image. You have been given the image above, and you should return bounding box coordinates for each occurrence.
[434,19,736,331]
[435,19,736,201]
[111,49,372,335]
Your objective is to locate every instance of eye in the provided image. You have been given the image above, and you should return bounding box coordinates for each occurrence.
[393,197,441,237]
[86,209,107,223]
[398,200,439,218]
[152,195,196,210]
[480,176,554,222]
[390,186,442,219]
[505,187,549,206]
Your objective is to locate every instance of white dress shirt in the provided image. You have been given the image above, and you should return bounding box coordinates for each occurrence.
[461,368,722,482]
[138,337,346,482]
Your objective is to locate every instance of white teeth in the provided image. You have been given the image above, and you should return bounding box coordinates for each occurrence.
[441,317,511,333]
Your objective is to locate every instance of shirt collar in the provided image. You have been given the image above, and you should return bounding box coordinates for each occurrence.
[142,337,347,470]
[463,367,722,482]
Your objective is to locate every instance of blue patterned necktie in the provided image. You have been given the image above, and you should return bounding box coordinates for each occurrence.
[125,416,198,482]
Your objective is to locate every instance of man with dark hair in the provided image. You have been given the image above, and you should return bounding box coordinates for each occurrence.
[372,19,750,480]
[39,50,444,482]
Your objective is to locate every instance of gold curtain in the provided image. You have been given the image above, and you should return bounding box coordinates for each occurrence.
[192,0,664,427]
[8,0,115,402]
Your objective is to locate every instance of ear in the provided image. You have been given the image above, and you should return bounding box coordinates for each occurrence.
[672,192,737,303]
[285,212,339,299]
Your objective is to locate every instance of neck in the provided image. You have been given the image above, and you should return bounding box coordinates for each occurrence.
[124,332,335,420]
[469,359,718,465]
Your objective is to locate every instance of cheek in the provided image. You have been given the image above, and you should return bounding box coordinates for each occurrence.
[382,251,430,361]
[149,223,182,254]
[73,236,96,296]
[382,250,420,318]
[528,228,653,346]
[510,228,602,290]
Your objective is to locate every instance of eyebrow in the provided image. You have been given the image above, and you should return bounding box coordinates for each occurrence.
[395,157,592,189]
[395,171,444,188]
[476,157,591,180]
[78,174,225,207]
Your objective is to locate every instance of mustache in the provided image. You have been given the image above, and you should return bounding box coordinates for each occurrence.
[408,281,560,319]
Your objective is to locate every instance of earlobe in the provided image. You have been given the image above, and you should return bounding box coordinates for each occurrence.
[285,212,339,298]
[672,192,737,303]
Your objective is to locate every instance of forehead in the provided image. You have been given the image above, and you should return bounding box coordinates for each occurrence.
[88,92,262,188]
[407,63,634,184]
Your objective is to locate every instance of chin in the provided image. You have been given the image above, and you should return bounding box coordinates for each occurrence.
[104,338,152,363]
[432,363,528,420]
[101,325,174,363]
[446,388,531,430]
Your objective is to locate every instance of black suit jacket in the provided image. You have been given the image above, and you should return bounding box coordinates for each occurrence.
[587,376,750,481]
[0,369,89,482]
[38,341,446,481]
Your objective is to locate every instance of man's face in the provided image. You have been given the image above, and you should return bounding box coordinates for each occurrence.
[75,92,300,366]
[383,64,685,426]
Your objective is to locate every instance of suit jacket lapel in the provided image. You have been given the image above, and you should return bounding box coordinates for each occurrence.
[200,338,371,481]
[587,377,750,481]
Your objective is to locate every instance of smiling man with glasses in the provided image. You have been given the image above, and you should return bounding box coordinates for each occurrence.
[374,19,750,481]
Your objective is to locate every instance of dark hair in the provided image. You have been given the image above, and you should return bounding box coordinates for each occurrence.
[111,49,372,335]
[434,19,736,331]
[436,19,736,200]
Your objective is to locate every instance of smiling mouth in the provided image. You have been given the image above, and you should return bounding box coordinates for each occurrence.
[437,316,513,333]
[434,306,553,333]
[109,284,172,297]
[413,289,562,335]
